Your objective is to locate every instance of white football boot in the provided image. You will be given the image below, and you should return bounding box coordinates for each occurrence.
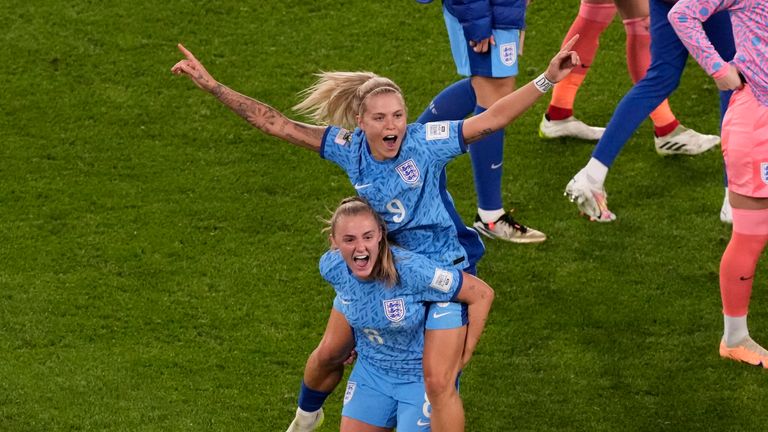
[539,114,605,141]
[564,172,616,222]
[286,408,324,432]
[654,124,720,156]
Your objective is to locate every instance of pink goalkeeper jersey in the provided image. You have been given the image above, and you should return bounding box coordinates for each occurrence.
[669,0,768,107]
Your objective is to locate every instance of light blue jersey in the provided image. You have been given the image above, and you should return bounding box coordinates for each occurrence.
[320,121,484,270]
[320,247,463,382]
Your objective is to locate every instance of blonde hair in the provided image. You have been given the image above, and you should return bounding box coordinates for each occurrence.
[326,196,398,286]
[294,72,404,130]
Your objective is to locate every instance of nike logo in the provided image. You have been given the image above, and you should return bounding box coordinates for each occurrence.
[340,298,353,305]
[432,312,452,319]
[417,419,430,427]
[491,162,503,169]
[740,275,754,281]
[354,183,372,190]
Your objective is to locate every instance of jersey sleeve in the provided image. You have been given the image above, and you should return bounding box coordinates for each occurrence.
[319,125,357,170]
[395,249,464,302]
[414,121,467,166]
[668,0,738,77]
[319,250,346,286]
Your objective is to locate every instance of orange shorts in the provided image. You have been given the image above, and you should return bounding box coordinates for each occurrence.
[722,85,768,198]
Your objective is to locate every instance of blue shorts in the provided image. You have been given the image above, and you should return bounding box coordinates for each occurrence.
[443,7,520,78]
[425,301,468,330]
[342,360,432,431]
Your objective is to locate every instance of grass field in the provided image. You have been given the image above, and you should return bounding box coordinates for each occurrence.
[2,0,767,430]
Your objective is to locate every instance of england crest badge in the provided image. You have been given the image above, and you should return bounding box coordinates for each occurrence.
[383,298,406,323]
[344,381,356,405]
[396,159,420,184]
[762,162,768,185]
[500,42,517,67]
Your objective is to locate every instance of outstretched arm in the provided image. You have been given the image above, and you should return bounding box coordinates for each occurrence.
[462,35,580,144]
[455,272,494,366]
[171,44,326,152]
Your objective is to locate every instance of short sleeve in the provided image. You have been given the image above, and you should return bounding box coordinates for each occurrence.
[414,121,466,166]
[319,125,357,170]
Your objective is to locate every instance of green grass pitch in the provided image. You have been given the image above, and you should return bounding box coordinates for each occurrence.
[2,0,766,430]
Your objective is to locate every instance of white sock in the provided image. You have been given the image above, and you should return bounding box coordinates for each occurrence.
[723,314,749,346]
[478,208,505,223]
[296,407,321,417]
[582,158,609,187]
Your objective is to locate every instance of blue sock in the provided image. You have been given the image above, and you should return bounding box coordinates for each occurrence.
[468,105,504,211]
[417,78,476,123]
[297,381,331,412]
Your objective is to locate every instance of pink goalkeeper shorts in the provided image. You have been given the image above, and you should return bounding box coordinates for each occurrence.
[722,85,768,198]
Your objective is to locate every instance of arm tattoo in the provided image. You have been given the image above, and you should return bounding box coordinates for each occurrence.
[211,83,322,150]
[466,128,494,144]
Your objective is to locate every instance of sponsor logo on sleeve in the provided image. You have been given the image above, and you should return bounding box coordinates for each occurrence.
[395,159,420,184]
[334,128,351,145]
[430,269,453,293]
[500,42,517,66]
[383,298,406,322]
[425,121,450,140]
[761,162,768,185]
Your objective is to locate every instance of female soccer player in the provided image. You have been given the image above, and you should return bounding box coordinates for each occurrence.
[670,0,768,367]
[415,0,547,244]
[540,0,720,156]
[171,39,578,431]
[316,196,494,431]
[563,0,734,222]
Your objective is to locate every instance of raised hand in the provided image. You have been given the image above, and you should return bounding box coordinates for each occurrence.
[171,44,217,93]
[544,34,581,83]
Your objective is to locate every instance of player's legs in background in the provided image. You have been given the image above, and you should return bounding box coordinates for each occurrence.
[287,309,355,432]
[718,86,768,367]
[540,0,614,141]
[565,0,688,221]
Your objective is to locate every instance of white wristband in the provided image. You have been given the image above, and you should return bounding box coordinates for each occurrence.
[533,73,554,93]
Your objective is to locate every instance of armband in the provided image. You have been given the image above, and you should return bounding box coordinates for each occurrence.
[533,73,554,93]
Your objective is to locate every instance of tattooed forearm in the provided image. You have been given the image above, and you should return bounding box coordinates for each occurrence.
[466,128,494,144]
[210,83,323,151]
[212,84,283,131]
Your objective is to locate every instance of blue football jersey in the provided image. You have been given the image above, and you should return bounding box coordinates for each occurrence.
[320,247,463,381]
[321,121,482,269]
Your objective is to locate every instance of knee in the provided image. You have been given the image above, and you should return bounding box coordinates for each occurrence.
[424,369,458,402]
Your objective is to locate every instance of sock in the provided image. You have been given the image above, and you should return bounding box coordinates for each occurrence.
[582,157,609,188]
[417,78,476,123]
[297,381,331,413]
[623,16,677,131]
[548,1,616,119]
[723,315,749,346]
[719,208,768,343]
[478,208,505,224]
[468,105,504,212]
[654,119,680,138]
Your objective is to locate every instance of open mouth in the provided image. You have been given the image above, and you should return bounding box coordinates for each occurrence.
[353,253,370,269]
[383,135,398,146]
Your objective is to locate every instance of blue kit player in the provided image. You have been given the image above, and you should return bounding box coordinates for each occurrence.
[171,39,580,431]
[415,0,546,244]
[318,197,494,431]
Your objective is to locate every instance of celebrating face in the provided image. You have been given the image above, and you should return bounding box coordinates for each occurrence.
[357,92,408,161]
[330,212,383,280]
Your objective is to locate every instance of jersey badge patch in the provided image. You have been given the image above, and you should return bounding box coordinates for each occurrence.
[383,298,406,322]
[396,159,420,184]
[430,269,454,293]
[334,128,351,145]
[761,163,768,185]
[500,42,517,66]
[344,381,356,405]
[425,121,450,140]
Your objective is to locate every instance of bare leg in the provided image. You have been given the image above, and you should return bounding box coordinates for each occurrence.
[303,309,355,392]
[423,326,467,432]
[340,417,392,432]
